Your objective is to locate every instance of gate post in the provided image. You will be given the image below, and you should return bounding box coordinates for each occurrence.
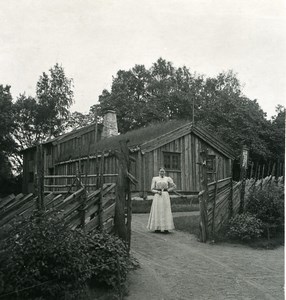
[199,145,209,242]
[239,145,249,213]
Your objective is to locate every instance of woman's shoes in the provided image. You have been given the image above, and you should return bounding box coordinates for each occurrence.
[154,230,161,233]
[163,230,169,234]
[154,230,170,234]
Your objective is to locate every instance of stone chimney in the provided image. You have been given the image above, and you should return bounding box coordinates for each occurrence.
[101,110,118,139]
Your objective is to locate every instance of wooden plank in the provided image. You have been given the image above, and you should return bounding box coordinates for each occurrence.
[0,193,33,220]
[0,194,16,210]
[208,177,232,191]
[137,151,142,195]
[54,188,84,210]
[85,215,99,232]
[103,218,114,233]
[102,203,116,223]
[142,154,146,196]
[85,203,99,219]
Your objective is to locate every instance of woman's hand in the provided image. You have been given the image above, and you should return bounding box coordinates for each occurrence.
[157,190,162,195]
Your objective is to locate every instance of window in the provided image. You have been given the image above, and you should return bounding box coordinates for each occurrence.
[206,155,216,173]
[206,155,216,182]
[163,152,181,171]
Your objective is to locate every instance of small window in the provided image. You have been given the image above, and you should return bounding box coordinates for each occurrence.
[163,152,181,171]
[206,155,216,182]
[206,155,216,173]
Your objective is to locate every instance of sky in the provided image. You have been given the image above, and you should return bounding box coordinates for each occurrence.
[0,0,285,119]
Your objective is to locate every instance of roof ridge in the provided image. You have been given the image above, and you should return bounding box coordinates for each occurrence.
[140,122,193,148]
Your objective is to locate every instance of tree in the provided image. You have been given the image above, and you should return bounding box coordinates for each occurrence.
[36,63,74,138]
[99,58,204,132]
[0,85,17,193]
[0,85,16,154]
[98,59,282,163]
[267,105,285,162]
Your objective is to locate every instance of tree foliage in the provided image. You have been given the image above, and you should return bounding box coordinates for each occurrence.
[36,63,74,138]
[0,85,16,186]
[98,58,284,163]
[0,64,74,191]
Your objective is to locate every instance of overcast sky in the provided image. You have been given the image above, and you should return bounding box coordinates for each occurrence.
[1,0,285,119]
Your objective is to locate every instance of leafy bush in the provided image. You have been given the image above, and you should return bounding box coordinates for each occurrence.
[1,213,93,299]
[0,212,136,299]
[245,184,284,226]
[226,213,263,241]
[88,231,135,290]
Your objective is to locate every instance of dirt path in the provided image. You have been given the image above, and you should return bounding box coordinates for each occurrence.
[126,213,284,300]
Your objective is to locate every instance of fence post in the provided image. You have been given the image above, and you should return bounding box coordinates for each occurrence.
[36,144,45,211]
[198,144,209,242]
[211,157,221,239]
[98,151,105,231]
[114,141,129,242]
[239,145,249,213]
[250,162,254,179]
[229,177,234,219]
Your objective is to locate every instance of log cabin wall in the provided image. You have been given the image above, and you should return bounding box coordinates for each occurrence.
[22,121,234,195]
[140,132,232,193]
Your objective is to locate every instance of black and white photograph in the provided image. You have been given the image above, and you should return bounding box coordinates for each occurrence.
[0,0,285,299]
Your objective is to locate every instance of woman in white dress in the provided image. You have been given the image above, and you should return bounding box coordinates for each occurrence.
[147,168,176,233]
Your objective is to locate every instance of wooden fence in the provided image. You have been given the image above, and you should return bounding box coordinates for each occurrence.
[0,182,116,237]
[199,174,284,242]
[44,174,118,194]
[0,140,136,254]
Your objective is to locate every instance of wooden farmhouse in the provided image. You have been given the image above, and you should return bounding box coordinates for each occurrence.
[22,111,236,196]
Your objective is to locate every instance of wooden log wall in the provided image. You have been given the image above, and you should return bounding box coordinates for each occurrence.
[141,133,232,193]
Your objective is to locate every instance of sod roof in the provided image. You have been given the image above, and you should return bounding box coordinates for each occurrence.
[92,119,190,152]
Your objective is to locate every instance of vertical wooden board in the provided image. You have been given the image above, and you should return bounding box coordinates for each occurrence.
[153,149,158,174]
[149,152,154,186]
[182,135,191,191]
[168,141,173,152]
[195,137,201,191]
[142,154,146,193]
[181,136,186,190]
[137,151,142,193]
[192,134,197,191]
[158,148,163,168]
[187,134,192,191]
[174,138,179,152]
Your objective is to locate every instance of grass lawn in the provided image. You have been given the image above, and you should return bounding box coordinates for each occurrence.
[132,199,199,214]
[173,214,200,237]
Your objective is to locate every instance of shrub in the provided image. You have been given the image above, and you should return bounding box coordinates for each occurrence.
[245,184,284,226]
[1,213,94,299]
[226,213,263,241]
[0,212,136,299]
[88,231,135,290]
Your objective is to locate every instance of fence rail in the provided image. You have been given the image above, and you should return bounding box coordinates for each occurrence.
[0,183,117,238]
[199,174,284,242]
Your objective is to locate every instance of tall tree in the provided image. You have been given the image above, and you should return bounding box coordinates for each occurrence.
[0,85,16,188]
[36,63,74,138]
[98,59,282,163]
[268,105,285,162]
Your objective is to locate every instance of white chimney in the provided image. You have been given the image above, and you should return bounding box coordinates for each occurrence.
[101,110,118,139]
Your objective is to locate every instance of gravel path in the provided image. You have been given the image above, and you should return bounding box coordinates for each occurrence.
[126,213,284,300]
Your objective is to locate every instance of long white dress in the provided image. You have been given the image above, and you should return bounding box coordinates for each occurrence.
[147,176,176,231]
